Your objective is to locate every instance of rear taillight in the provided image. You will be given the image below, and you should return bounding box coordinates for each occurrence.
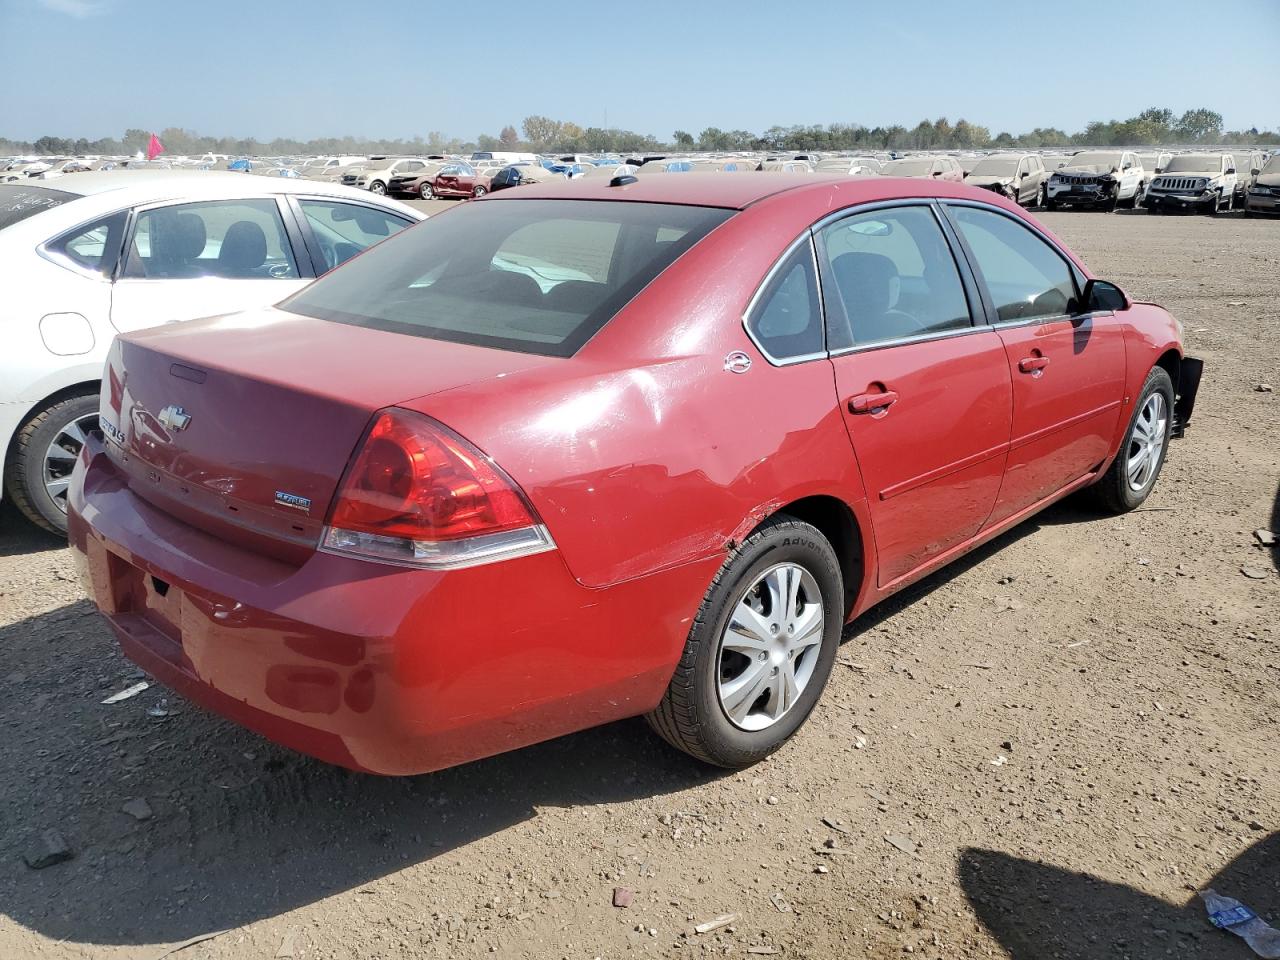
[321,408,554,569]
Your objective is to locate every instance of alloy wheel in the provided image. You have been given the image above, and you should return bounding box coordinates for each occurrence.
[369,181,386,195]
[717,563,824,732]
[43,412,97,514]
[1126,392,1167,492]
[419,182,434,199]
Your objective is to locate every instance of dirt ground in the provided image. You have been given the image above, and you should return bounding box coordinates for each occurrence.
[1,207,1277,960]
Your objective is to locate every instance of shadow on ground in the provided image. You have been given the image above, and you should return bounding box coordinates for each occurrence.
[0,501,64,558]
[959,834,1280,959]
[0,598,724,947]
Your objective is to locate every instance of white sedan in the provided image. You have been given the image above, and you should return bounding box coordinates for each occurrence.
[1,170,423,533]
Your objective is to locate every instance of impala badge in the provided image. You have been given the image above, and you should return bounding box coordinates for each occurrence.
[275,491,312,513]
[158,405,191,432]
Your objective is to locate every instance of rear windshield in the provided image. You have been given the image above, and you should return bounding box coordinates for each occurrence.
[883,159,934,176]
[285,198,733,357]
[0,185,79,230]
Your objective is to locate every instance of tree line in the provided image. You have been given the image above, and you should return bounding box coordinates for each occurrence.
[3,108,1275,159]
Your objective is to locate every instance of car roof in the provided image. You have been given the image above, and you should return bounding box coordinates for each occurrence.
[478,171,1015,211]
[18,170,404,202]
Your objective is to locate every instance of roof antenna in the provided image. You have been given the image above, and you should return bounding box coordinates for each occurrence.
[609,175,638,187]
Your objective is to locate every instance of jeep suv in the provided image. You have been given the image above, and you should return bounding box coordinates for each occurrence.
[1045,151,1147,211]
[1145,154,1238,214]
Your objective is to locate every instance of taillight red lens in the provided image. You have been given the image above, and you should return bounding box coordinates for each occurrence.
[329,409,536,542]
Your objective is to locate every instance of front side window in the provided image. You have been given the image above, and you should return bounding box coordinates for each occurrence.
[298,200,412,272]
[746,242,823,361]
[819,205,972,348]
[123,199,300,280]
[46,210,127,277]
[285,199,731,357]
[948,205,1078,323]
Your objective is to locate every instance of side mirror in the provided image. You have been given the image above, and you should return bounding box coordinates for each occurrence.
[1083,278,1129,313]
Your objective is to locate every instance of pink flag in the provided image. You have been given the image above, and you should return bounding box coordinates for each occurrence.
[146,133,165,161]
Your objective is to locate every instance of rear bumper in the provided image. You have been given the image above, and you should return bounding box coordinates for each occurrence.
[68,436,715,775]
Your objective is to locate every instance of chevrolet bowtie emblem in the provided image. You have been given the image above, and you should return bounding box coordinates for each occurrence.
[158,405,191,432]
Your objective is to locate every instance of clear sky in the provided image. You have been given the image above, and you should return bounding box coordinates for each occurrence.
[2,0,1277,141]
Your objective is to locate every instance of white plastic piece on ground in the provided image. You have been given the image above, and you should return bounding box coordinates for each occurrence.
[101,681,149,704]
[1202,889,1280,958]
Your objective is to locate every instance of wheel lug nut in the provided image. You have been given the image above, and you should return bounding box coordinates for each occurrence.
[758,652,767,661]
[770,624,779,636]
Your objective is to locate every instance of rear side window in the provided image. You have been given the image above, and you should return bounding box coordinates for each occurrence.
[123,199,300,280]
[746,241,823,361]
[45,211,127,277]
[819,205,972,347]
[284,199,732,357]
[0,185,79,230]
[948,205,1079,322]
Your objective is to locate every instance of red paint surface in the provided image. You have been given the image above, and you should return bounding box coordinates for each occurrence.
[69,175,1189,774]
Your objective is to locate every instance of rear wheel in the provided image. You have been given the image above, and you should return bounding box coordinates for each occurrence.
[4,390,99,535]
[472,185,487,198]
[646,515,843,768]
[1088,367,1174,514]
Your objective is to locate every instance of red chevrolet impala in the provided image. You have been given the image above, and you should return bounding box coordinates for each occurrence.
[68,174,1202,775]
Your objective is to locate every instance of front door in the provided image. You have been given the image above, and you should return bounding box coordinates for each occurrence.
[818,204,1013,587]
[943,203,1127,525]
[110,197,310,333]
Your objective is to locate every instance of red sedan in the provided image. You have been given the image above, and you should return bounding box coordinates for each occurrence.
[69,175,1201,775]
[429,161,494,199]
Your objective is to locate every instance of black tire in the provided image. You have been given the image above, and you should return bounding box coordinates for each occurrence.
[646,515,844,768]
[1126,183,1145,209]
[1044,196,1057,211]
[1207,191,1221,215]
[1033,183,1046,208]
[1088,367,1174,514]
[3,390,99,536]
[418,181,434,200]
[368,180,386,195]
[472,185,487,198]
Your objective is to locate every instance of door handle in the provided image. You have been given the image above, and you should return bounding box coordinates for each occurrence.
[848,390,899,414]
[1018,356,1051,373]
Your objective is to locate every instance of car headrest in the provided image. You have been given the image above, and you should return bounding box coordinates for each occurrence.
[152,211,207,264]
[217,221,268,273]
[831,252,901,314]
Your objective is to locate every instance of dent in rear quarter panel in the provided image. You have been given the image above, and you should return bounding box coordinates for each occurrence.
[411,201,868,591]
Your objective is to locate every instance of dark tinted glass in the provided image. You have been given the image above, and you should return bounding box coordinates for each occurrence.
[747,242,823,360]
[285,199,732,357]
[949,205,1078,322]
[819,205,972,346]
[0,185,79,230]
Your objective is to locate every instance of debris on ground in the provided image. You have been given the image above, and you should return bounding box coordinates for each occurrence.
[1255,529,1277,547]
[884,834,918,856]
[101,681,149,704]
[612,887,634,908]
[121,797,153,821]
[694,914,737,934]
[22,830,72,869]
[1202,889,1280,958]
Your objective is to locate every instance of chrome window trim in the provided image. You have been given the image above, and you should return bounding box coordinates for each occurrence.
[828,320,995,357]
[741,232,828,367]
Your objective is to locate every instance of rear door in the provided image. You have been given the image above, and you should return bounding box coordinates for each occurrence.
[942,202,1126,526]
[819,203,1012,587]
[288,197,415,273]
[109,196,311,333]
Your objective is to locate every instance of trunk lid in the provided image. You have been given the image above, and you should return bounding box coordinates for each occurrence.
[101,307,557,563]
